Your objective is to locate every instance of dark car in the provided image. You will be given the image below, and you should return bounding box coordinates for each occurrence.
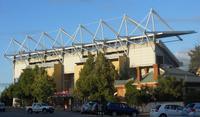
[105,102,139,117]
[0,102,5,112]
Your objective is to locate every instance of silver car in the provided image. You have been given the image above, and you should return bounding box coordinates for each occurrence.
[185,103,200,117]
[81,101,98,114]
[150,104,187,117]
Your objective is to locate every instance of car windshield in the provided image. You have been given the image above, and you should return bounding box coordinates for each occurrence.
[0,103,5,106]
[121,103,128,108]
[88,102,95,106]
[177,106,183,110]
[153,105,161,110]
[186,103,195,108]
[41,103,48,106]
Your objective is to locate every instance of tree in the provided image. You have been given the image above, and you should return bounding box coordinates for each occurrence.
[154,76,183,101]
[125,76,184,107]
[0,84,17,106]
[188,45,200,73]
[125,81,138,106]
[125,81,152,107]
[138,87,153,105]
[184,90,200,104]
[31,67,55,102]
[1,66,56,106]
[17,67,35,104]
[75,53,95,100]
[90,52,118,101]
[75,52,118,102]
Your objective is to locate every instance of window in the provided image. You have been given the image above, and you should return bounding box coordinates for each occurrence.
[164,105,170,109]
[195,106,200,109]
[156,55,164,64]
[165,105,176,110]
[153,105,161,110]
[186,103,195,108]
[64,73,74,92]
[171,105,177,110]
[120,103,128,108]
[176,106,183,110]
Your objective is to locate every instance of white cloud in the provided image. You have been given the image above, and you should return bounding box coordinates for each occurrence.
[175,51,190,60]
[175,50,191,70]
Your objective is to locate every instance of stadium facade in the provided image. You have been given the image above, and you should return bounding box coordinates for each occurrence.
[4,9,197,97]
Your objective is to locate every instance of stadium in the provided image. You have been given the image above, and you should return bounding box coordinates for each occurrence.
[4,9,198,99]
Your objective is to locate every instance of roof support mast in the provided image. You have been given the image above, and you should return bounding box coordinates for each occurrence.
[4,9,196,62]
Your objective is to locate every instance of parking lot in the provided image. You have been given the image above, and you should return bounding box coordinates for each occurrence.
[0,108,148,117]
[0,111,95,117]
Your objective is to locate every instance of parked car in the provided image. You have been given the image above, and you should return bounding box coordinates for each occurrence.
[105,102,139,117]
[81,101,98,114]
[150,104,187,117]
[185,103,200,117]
[0,102,5,112]
[26,103,54,114]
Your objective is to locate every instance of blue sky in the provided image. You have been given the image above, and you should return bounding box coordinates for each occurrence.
[1,0,200,83]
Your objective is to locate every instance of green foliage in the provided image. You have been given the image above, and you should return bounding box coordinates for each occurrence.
[0,84,17,106]
[188,45,200,73]
[0,66,56,105]
[75,53,94,100]
[18,67,35,102]
[125,81,152,106]
[125,81,138,106]
[32,68,55,102]
[75,52,118,102]
[91,52,117,101]
[154,76,183,101]
[184,90,200,104]
[138,87,153,105]
[125,76,184,106]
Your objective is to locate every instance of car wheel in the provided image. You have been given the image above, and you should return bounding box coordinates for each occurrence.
[42,108,47,113]
[81,109,85,114]
[48,108,54,113]
[159,114,167,117]
[112,112,117,116]
[27,109,32,114]
[131,112,137,117]
[49,110,54,113]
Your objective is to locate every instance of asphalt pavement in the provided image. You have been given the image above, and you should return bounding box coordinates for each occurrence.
[0,108,149,117]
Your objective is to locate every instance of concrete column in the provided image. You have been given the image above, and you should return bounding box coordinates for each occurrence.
[153,64,159,80]
[136,67,141,81]
[54,63,64,92]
